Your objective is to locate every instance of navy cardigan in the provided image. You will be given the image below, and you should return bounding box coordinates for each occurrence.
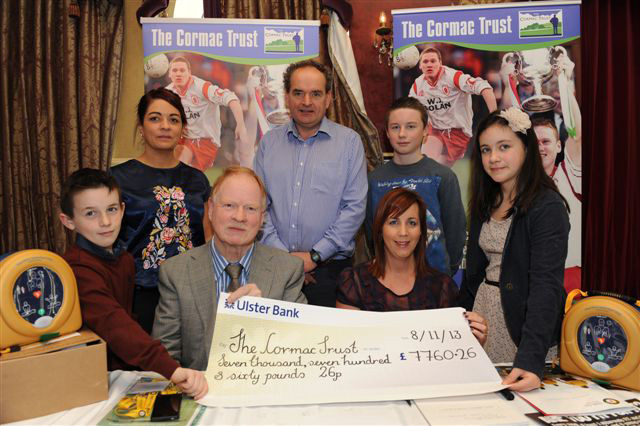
[459,188,570,379]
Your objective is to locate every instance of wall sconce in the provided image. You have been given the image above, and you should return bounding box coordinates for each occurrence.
[373,11,393,66]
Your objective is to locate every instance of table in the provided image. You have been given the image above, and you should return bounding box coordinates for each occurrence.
[6,371,639,425]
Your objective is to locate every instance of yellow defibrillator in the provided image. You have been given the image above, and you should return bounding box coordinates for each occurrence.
[560,289,640,390]
[1,250,81,350]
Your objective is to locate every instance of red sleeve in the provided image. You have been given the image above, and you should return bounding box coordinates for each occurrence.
[453,70,463,90]
[202,81,212,99]
[68,254,179,379]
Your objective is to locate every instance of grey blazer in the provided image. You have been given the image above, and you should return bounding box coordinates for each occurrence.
[152,242,306,371]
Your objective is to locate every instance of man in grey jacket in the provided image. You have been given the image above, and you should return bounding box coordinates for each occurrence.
[152,166,306,371]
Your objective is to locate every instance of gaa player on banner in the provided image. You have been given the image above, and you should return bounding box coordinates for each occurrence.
[501,49,582,292]
[166,56,251,170]
[409,46,497,167]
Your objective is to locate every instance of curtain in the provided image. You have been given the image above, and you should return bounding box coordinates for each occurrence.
[327,10,383,172]
[0,0,124,254]
[219,0,320,21]
[582,0,639,299]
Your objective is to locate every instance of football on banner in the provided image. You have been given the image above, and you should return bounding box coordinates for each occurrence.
[144,54,170,78]
[394,46,420,70]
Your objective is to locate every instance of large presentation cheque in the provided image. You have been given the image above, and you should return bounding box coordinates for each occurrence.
[200,295,503,407]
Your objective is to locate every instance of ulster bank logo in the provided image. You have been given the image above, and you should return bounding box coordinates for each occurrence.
[518,9,563,38]
[264,27,304,54]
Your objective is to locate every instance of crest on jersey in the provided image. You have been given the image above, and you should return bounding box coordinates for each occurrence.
[442,85,450,95]
[191,95,199,105]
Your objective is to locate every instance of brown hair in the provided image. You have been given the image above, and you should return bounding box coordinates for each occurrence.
[283,60,333,93]
[211,166,267,209]
[60,168,122,217]
[136,87,188,127]
[469,110,568,222]
[369,187,431,278]
[385,96,428,129]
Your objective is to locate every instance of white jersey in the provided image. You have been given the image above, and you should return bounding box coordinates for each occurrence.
[167,75,239,143]
[409,65,491,137]
[553,152,581,268]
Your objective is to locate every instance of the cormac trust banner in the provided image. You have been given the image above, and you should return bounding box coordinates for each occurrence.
[141,18,320,172]
[390,1,582,291]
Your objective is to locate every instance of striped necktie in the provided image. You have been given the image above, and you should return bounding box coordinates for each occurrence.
[225,263,243,292]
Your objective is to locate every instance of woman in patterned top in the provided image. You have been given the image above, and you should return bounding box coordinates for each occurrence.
[111,88,211,333]
[337,188,487,345]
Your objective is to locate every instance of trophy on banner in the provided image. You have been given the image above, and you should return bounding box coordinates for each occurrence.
[503,47,566,112]
[246,65,290,133]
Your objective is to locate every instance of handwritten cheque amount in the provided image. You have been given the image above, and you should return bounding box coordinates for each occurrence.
[200,294,503,407]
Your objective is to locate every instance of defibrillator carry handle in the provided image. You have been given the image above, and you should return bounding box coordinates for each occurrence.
[586,290,638,305]
[565,288,640,313]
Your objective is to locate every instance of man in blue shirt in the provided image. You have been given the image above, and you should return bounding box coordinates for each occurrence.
[254,60,367,307]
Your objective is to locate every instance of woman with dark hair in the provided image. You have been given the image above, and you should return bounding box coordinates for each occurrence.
[460,107,570,391]
[337,188,487,344]
[110,88,211,333]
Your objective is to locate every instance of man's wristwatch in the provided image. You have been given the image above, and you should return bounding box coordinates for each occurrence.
[309,249,322,265]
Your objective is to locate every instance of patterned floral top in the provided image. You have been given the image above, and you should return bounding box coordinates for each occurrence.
[337,261,458,311]
[111,160,211,288]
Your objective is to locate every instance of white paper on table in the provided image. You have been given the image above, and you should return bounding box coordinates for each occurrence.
[414,393,530,426]
[200,294,503,407]
[515,376,635,415]
[189,400,427,426]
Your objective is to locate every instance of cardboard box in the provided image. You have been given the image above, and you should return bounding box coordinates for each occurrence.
[0,329,108,423]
